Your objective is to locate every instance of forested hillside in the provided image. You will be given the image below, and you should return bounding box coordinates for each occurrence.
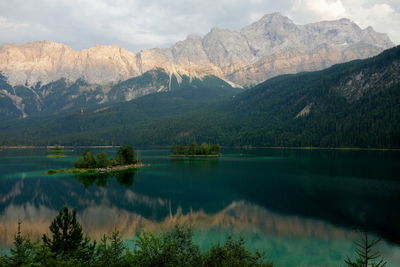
[1,46,399,148]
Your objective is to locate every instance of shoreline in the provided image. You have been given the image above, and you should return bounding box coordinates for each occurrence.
[170,154,220,158]
[237,146,400,151]
[1,146,399,151]
[0,145,118,149]
[46,163,145,175]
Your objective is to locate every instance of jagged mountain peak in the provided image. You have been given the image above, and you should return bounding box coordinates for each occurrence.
[0,12,395,116]
[241,12,297,33]
[304,18,393,49]
[258,12,293,23]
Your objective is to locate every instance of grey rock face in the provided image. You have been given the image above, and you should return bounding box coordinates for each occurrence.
[0,13,393,88]
[0,13,395,120]
[0,41,141,87]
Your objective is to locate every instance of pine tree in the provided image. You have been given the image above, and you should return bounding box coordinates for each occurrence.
[117,146,135,164]
[345,230,387,267]
[95,229,129,267]
[42,206,95,262]
[7,220,36,266]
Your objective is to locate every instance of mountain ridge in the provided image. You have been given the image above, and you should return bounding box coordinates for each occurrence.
[1,45,399,148]
[0,13,393,88]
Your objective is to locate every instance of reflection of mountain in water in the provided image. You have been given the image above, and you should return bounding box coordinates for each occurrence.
[0,171,352,246]
[0,198,354,248]
[1,160,400,248]
[1,169,400,266]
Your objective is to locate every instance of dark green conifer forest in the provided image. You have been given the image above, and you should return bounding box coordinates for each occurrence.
[0,47,399,148]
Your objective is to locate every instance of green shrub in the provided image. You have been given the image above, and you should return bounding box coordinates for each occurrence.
[204,236,272,267]
[47,169,57,175]
[132,225,201,266]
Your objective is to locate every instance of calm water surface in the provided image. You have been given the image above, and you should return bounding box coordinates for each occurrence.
[0,148,400,266]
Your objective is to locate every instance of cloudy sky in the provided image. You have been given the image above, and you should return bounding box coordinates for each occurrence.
[0,0,399,52]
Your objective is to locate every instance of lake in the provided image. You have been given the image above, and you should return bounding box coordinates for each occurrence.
[0,147,400,266]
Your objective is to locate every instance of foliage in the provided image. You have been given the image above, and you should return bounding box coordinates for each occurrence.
[74,150,97,168]
[117,146,136,165]
[95,152,110,168]
[42,206,95,263]
[2,47,400,148]
[74,146,137,169]
[95,230,132,267]
[204,236,272,267]
[4,221,37,266]
[0,209,273,266]
[171,142,221,156]
[132,225,202,266]
[345,230,387,267]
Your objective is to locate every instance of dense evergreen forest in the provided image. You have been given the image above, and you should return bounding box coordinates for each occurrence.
[0,46,399,148]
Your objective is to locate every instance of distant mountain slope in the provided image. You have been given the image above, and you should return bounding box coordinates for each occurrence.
[0,73,241,145]
[225,45,400,148]
[0,69,239,121]
[1,46,399,148]
[0,13,392,88]
[0,13,393,121]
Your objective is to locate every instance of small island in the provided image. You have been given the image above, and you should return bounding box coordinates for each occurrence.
[47,146,66,158]
[47,145,143,175]
[171,142,221,157]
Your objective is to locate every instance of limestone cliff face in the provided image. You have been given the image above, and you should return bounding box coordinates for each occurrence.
[0,41,140,86]
[0,13,393,88]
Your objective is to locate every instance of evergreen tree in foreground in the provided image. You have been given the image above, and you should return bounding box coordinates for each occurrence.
[345,230,387,267]
[0,207,273,266]
[42,206,95,262]
[6,221,36,266]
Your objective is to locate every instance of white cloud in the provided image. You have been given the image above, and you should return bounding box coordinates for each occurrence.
[344,2,400,43]
[291,0,346,21]
[0,0,398,51]
[0,17,29,30]
[0,16,49,44]
[290,0,400,44]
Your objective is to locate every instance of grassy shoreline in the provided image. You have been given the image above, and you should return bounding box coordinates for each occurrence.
[46,163,144,175]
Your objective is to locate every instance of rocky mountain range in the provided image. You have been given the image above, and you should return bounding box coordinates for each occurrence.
[0,13,394,120]
[0,13,393,87]
[2,45,398,148]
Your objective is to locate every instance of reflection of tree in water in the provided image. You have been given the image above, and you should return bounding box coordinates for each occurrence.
[74,170,136,187]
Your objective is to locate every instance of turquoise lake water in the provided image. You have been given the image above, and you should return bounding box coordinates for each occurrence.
[0,148,399,266]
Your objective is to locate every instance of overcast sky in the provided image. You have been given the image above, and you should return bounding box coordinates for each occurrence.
[0,0,399,52]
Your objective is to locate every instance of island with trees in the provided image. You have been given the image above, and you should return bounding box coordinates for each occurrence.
[171,143,221,157]
[47,146,143,175]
